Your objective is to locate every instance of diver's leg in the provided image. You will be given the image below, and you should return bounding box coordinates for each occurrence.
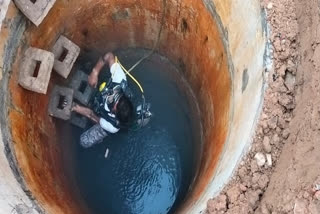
[80,124,108,148]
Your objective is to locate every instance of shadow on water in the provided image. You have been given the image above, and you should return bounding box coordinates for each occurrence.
[72,49,201,214]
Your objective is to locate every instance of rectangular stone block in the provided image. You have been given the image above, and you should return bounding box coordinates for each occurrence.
[70,112,88,129]
[48,85,74,120]
[14,0,56,26]
[69,70,94,105]
[0,0,11,31]
[18,47,54,94]
[52,35,80,79]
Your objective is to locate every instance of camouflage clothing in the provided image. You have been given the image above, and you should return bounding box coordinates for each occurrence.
[80,124,108,148]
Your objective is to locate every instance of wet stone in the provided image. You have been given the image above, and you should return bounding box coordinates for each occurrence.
[69,70,94,105]
[14,0,56,26]
[18,47,54,94]
[52,35,80,79]
[48,85,74,120]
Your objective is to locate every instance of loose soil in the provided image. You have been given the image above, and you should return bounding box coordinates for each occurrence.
[206,0,320,213]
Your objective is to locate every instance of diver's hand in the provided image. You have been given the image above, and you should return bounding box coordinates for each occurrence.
[88,71,98,88]
[71,103,82,113]
[72,104,100,123]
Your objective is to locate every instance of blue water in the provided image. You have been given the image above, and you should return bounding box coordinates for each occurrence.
[74,49,198,214]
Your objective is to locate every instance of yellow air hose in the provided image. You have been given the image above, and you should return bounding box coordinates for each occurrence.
[115,56,144,94]
[101,0,167,95]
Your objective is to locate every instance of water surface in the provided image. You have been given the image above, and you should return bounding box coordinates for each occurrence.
[73,49,199,214]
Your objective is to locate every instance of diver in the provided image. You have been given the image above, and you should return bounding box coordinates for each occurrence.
[72,52,151,149]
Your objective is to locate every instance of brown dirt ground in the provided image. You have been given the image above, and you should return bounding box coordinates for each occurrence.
[206,0,320,213]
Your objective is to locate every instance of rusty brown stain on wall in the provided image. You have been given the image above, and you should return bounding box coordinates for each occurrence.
[5,0,231,213]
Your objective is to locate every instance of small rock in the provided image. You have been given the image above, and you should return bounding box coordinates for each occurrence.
[277,64,287,77]
[267,3,273,9]
[268,117,278,129]
[279,49,290,60]
[238,167,248,179]
[285,71,296,91]
[246,190,262,209]
[287,60,297,74]
[278,117,287,129]
[273,37,282,52]
[242,175,252,188]
[261,113,268,120]
[294,199,308,214]
[314,184,320,192]
[227,186,241,204]
[207,195,227,213]
[266,154,272,167]
[303,191,310,199]
[276,127,282,134]
[261,120,269,130]
[251,160,259,173]
[239,193,246,201]
[313,177,320,190]
[263,137,272,153]
[284,201,294,212]
[240,184,247,192]
[258,174,270,189]
[278,94,295,110]
[252,173,261,184]
[315,191,320,200]
[283,129,290,139]
[255,153,266,167]
[272,134,280,145]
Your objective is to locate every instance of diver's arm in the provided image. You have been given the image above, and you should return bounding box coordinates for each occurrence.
[88,57,105,88]
[72,104,100,124]
[88,52,116,88]
[103,52,116,69]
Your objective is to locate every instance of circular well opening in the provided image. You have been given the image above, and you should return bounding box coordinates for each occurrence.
[4,0,232,213]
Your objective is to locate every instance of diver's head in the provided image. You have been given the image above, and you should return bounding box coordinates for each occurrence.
[114,95,134,126]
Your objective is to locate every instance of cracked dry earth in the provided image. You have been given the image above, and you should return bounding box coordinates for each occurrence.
[205,0,320,213]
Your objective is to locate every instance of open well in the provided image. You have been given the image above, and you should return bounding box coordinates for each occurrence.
[0,0,267,213]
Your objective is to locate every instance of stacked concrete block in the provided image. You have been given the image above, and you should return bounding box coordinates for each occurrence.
[52,36,80,79]
[70,112,88,129]
[69,70,94,105]
[48,85,74,120]
[18,47,54,94]
[14,0,56,26]
[0,0,11,31]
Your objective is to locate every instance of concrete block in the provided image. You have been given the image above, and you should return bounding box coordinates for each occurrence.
[69,70,94,105]
[0,0,11,31]
[48,85,73,120]
[13,0,56,26]
[70,112,88,129]
[18,47,54,94]
[52,36,80,79]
